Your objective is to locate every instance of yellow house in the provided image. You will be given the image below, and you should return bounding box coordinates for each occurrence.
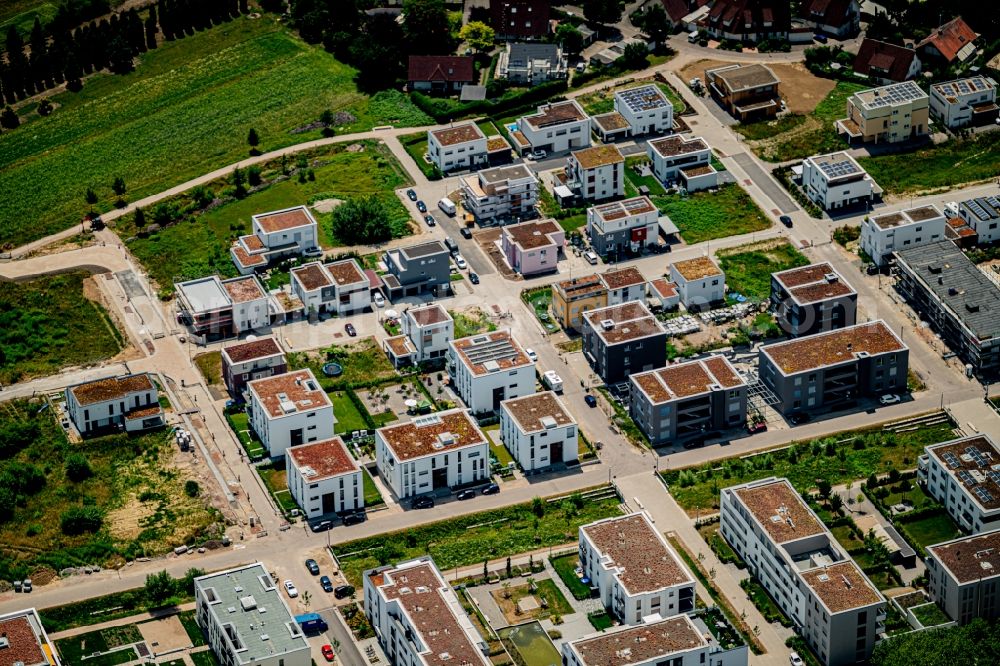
[552,274,608,331]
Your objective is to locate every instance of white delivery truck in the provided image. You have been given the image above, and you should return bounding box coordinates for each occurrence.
[542,370,564,393]
[438,198,457,216]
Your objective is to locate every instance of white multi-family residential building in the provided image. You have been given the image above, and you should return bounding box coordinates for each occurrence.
[579,512,696,624]
[511,100,590,156]
[231,206,320,274]
[427,123,488,173]
[720,478,886,666]
[958,195,1000,244]
[247,369,334,458]
[926,529,1000,625]
[496,42,567,84]
[646,135,717,191]
[175,274,271,339]
[375,409,490,499]
[801,151,879,211]
[586,196,660,256]
[836,81,930,145]
[669,256,725,309]
[286,436,362,519]
[600,266,647,306]
[364,557,490,666]
[447,330,535,414]
[614,84,674,136]
[0,608,62,666]
[402,304,453,362]
[65,373,164,436]
[930,77,998,128]
[919,434,1000,534]
[500,218,564,276]
[221,337,288,396]
[565,145,624,201]
[195,563,310,666]
[290,259,371,315]
[499,392,577,472]
[860,204,946,266]
[460,164,538,224]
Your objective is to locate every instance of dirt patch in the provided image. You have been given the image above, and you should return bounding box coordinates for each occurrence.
[679,59,835,115]
[312,198,344,214]
[474,228,519,280]
[83,275,144,363]
[108,496,160,541]
[138,615,191,653]
[25,232,98,259]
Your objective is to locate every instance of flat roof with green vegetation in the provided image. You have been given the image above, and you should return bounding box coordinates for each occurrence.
[652,183,770,244]
[663,419,957,515]
[858,132,1000,195]
[0,17,430,249]
[0,272,124,385]
[0,401,220,581]
[332,491,621,587]
[717,241,809,301]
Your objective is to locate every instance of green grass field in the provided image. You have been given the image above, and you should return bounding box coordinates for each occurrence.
[549,553,591,600]
[0,272,124,384]
[859,132,1000,195]
[0,0,60,38]
[0,17,429,249]
[288,337,398,391]
[331,392,368,434]
[717,241,809,301]
[899,511,962,556]
[652,184,770,244]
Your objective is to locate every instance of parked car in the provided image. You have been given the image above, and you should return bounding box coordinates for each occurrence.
[12,580,21,593]
[302,246,323,258]
[322,645,335,662]
[406,189,417,201]
[747,421,768,434]
[373,292,385,308]
[789,652,804,666]
[525,348,538,362]
[482,483,500,495]
[584,251,598,265]
[813,32,828,43]
[305,559,320,575]
[412,496,435,509]
[342,512,365,526]
[779,215,793,228]
[416,200,427,213]
[456,489,476,501]
[469,272,480,285]
[423,214,436,227]
[460,226,473,239]
[284,580,298,598]
[584,394,598,408]
[530,150,548,160]
[880,394,901,405]
[334,585,355,599]
[788,412,812,425]
[320,575,334,592]
[310,520,332,533]
[345,322,357,336]
[455,255,467,270]
[21,579,31,593]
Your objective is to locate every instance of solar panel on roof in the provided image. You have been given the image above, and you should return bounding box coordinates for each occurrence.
[975,486,995,504]
[618,85,669,113]
[944,452,961,469]
[959,470,976,486]
[988,470,1000,486]
[818,159,861,179]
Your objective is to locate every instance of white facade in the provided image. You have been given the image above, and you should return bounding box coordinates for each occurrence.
[926,530,1000,625]
[929,77,998,128]
[252,206,319,253]
[375,409,490,499]
[290,259,371,315]
[247,369,335,458]
[195,563,311,666]
[447,330,536,414]
[460,164,539,223]
[646,135,712,184]
[500,392,578,472]
[919,434,1000,534]
[614,84,674,136]
[601,267,647,306]
[65,373,164,436]
[400,304,453,363]
[801,152,878,211]
[579,512,696,625]
[860,205,946,266]
[670,256,725,308]
[958,196,1000,244]
[286,437,362,519]
[565,146,625,202]
[427,123,488,173]
[516,101,591,155]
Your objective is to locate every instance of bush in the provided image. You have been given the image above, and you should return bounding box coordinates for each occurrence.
[329,195,395,245]
[833,225,861,247]
[65,454,93,482]
[185,480,200,497]
[60,506,103,535]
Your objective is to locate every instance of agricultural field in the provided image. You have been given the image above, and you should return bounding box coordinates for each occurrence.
[717,241,809,301]
[0,400,221,581]
[0,272,124,385]
[652,183,770,244]
[859,132,1000,195]
[0,16,430,249]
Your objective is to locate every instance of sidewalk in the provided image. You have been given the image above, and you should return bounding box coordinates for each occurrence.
[48,602,197,640]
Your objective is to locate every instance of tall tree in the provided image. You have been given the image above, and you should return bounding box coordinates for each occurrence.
[0,106,19,129]
[556,23,584,57]
[458,21,495,53]
[641,4,670,46]
[145,4,159,49]
[402,0,454,55]
[5,26,30,99]
[247,127,260,154]
[583,0,624,25]
[350,13,406,92]
[28,18,50,90]
[112,176,127,197]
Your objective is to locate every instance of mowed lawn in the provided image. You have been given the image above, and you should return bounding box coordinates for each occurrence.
[0,16,430,248]
[717,241,809,301]
[859,131,1000,195]
[0,272,124,384]
[652,183,770,244]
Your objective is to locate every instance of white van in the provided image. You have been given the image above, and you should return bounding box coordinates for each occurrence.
[584,251,599,265]
[688,30,699,43]
[438,198,456,216]
[543,370,564,393]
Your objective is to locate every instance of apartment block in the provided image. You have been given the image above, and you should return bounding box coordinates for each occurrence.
[629,355,747,445]
[175,275,270,339]
[930,77,999,129]
[500,391,577,472]
[375,409,490,499]
[926,530,1000,624]
[771,263,857,337]
[500,218,564,276]
[669,256,725,309]
[286,436,362,519]
[836,80,929,145]
[801,151,879,211]
[958,195,1000,244]
[720,478,885,666]
[290,259,371,315]
[364,557,489,666]
[511,100,590,156]
[427,123,488,174]
[382,241,452,300]
[893,240,1000,376]
[0,608,62,666]
[601,266,647,306]
[646,135,717,191]
[705,63,781,121]
[247,369,334,457]
[579,512,695,624]
[384,303,454,368]
[586,196,660,256]
[581,301,667,384]
[460,164,538,224]
[860,205,946,266]
[195,563,310,666]
[552,274,608,331]
[65,373,164,436]
[758,321,908,415]
[447,330,535,413]
[221,337,287,397]
[565,145,625,202]
[231,206,319,274]
[919,434,1000,534]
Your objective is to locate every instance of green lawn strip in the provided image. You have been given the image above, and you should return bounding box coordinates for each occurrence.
[624,156,667,195]
[651,184,770,245]
[332,491,621,587]
[533,578,573,616]
[740,578,793,627]
[734,114,807,141]
[227,411,266,459]
[42,583,196,632]
[257,459,300,515]
[896,510,962,557]
[0,19,427,247]
[697,523,743,567]
[193,352,223,387]
[0,0,60,37]
[663,420,956,514]
[399,131,439,180]
[549,553,592,600]
[0,272,124,385]
[911,602,950,627]
[587,610,614,631]
[557,214,588,233]
[858,131,1000,195]
[331,391,368,434]
[190,649,223,666]
[176,610,207,646]
[717,241,809,301]
[362,468,384,507]
[490,440,516,467]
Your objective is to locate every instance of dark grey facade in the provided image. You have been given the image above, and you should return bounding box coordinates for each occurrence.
[581,303,666,385]
[770,264,857,338]
[894,240,1000,377]
[383,241,451,300]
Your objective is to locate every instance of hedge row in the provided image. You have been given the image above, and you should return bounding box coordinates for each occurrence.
[411,80,569,124]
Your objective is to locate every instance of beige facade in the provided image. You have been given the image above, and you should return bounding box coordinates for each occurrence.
[837,81,929,144]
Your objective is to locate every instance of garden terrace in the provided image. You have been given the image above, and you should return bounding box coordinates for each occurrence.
[379,409,486,462]
[760,321,905,375]
[800,561,883,613]
[568,615,706,665]
[582,513,693,594]
[648,135,709,158]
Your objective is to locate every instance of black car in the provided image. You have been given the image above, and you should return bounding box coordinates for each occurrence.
[342,512,365,526]
[305,559,320,575]
[481,483,500,495]
[412,496,435,509]
[310,520,332,533]
[788,412,812,425]
[469,272,480,285]
[584,394,597,408]
[456,489,476,501]
[460,227,473,239]
[319,575,334,592]
[780,215,793,228]
[345,323,357,337]
[334,584,355,599]
[424,214,436,227]
[416,200,427,213]
[406,189,417,201]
